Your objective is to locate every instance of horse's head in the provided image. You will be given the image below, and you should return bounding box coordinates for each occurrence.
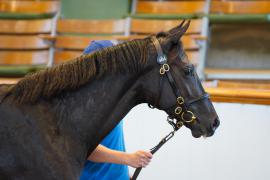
[142,20,219,138]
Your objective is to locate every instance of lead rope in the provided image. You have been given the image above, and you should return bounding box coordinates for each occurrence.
[131,117,183,180]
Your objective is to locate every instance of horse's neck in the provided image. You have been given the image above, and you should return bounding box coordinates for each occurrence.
[0,84,12,104]
[58,73,140,157]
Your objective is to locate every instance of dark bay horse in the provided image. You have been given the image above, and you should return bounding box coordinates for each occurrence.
[0,21,219,180]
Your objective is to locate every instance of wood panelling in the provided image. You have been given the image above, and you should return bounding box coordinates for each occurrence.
[54,50,82,64]
[136,1,205,14]
[130,19,202,34]
[0,1,60,14]
[211,1,270,14]
[55,35,122,50]
[0,35,49,49]
[57,19,126,34]
[206,87,270,105]
[0,51,49,65]
[0,19,52,34]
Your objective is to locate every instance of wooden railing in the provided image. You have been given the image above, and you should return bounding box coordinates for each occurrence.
[136,1,205,14]
[0,0,60,14]
[211,1,270,14]
[204,81,270,105]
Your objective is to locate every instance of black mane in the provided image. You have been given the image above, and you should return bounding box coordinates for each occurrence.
[9,38,151,103]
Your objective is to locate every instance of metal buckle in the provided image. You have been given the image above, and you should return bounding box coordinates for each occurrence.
[174,106,182,115]
[181,111,196,123]
[176,121,183,129]
[177,96,184,104]
[163,64,170,71]
[160,67,165,75]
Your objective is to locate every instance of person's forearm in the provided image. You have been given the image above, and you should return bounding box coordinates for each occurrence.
[88,145,129,165]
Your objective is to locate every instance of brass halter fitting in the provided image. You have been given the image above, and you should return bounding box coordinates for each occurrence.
[181,111,196,123]
[177,96,184,105]
[174,106,182,115]
[159,64,170,75]
[176,121,184,129]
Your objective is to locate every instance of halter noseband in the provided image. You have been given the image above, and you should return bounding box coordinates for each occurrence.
[150,37,210,130]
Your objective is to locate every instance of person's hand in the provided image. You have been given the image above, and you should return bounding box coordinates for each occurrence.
[126,150,153,168]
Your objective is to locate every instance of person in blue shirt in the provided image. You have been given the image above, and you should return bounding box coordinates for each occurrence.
[80,40,153,180]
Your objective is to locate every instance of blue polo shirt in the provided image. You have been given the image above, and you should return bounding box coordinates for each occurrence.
[80,40,129,180]
[80,121,129,180]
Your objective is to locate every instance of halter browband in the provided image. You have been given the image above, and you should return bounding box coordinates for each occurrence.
[151,37,209,130]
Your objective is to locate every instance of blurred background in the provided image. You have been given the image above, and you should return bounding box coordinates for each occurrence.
[0,0,270,179]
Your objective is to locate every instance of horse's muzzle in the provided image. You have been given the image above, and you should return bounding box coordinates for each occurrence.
[206,117,220,137]
[212,117,220,131]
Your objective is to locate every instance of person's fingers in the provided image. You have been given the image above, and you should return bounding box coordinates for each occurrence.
[139,151,153,159]
[142,155,151,163]
[140,158,150,167]
[141,161,146,168]
[142,160,149,168]
[144,151,153,159]
[131,150,153,168]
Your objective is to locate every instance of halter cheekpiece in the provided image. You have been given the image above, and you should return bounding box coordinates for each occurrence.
[151,37,210,130]
[131,37,210,180]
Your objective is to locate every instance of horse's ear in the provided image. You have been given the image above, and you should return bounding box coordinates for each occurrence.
[168,20,191,43]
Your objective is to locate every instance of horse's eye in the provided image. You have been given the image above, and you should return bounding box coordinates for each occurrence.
[184,64,195,76]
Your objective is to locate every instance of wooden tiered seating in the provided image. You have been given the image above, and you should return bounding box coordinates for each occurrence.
[0,19,53,73]
[0,0,60,84]
[49,19,126,64]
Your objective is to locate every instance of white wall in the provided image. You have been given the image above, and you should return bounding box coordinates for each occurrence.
[124,103,270,180]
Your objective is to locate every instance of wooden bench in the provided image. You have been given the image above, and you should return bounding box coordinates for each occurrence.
[215,80,270,90]
[0,19,52,33]
[0,0,60,15]
[211,1,270,14]
[130,19,203,35]
[135,1,206,15]
[49,19,127,64]
[204,80,270,105]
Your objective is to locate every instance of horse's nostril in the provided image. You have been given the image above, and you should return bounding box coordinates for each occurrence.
[212,117,220,129]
